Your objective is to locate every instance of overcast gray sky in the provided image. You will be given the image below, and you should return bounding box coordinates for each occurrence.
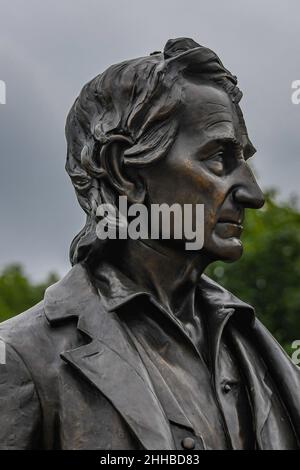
[0,0,299,281]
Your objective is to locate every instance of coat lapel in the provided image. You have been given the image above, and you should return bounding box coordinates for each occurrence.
[44,264,175,450]
[251,320,300,447]
[198,275,275,448]
[227,326,273,448]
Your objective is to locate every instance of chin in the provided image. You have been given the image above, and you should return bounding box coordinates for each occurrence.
[207,236,244,263]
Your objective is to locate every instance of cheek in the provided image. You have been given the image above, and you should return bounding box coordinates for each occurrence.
[168,159,212,204]
[180,160,225,206]
[144,159,227,219]
[180,162,230,232]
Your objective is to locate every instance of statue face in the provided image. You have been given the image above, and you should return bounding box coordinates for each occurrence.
[138,82,265,262]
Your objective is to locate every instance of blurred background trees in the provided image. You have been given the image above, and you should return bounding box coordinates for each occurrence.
[0,265,58,323]
[0,191,299,354]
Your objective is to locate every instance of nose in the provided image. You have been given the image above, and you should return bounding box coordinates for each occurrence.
[233,164,265,209]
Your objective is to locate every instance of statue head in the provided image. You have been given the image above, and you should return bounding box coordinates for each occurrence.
[65,37,264,267]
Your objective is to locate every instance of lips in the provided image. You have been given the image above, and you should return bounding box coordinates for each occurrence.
[217,216,243,225]
[215,219,243,238]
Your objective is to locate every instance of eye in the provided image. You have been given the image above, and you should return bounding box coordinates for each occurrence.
[205,151,225,175]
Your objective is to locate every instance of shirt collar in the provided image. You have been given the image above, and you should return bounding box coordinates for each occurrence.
[92,261,152,312]
[91,260,255,328]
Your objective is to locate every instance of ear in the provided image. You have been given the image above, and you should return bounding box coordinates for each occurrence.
[100,138,146,204]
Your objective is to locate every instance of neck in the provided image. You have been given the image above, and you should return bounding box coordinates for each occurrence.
[108,238,211,314]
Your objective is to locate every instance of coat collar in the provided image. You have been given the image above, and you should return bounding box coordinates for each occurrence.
[44,261,255,326]
[88,260,255,324]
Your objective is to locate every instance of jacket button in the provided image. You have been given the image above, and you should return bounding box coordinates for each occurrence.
[181,437,195,449]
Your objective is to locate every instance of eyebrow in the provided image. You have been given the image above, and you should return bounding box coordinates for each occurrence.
[197,135,255,160]
[243,141,256,160]
[197,136,237,153]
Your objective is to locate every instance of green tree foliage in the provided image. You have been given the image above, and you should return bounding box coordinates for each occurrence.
[206,191,300,353]
[0,264,58,322]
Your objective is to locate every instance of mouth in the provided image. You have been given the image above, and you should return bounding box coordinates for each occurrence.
[215,218,243,238]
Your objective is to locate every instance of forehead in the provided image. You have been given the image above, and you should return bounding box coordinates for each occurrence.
[180,82,253,155]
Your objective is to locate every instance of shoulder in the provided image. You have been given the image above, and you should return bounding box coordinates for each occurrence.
[0,301,46,351]
[0,296,79,378]
[0,303,52,379]
[0,305,45,449]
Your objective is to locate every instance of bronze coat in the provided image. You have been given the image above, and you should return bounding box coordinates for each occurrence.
[0,263,299,449]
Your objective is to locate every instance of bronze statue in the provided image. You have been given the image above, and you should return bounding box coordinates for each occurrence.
[0,38,299,450]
